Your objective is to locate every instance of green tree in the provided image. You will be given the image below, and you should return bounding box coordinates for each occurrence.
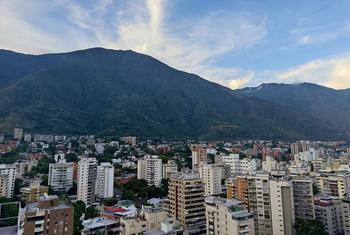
[85,206,99,219]
[73,201,86,235]
[294,218,328,235]
[0,197,19,227]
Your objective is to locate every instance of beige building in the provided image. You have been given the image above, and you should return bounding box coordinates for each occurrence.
[205,196,255,235]
[20,183,48,202]
[168,173,206,235]
[120,206,183,235]
[198,163,223,196]
[162,160,178,179]
[0,164,16,198]
[316,173,350,199]
[269,179,294,235]
[137,155,163,187]
[17,195,73,235]
[247,173,272,235]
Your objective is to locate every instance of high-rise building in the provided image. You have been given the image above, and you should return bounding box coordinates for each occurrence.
[314,195,343,235]
[240,158,258,175]
[77,158,97,205]
[162,160,178,179]
[316,173,350,199]
[137,155,162,187]
[291,178,315,220]
[205,196,255,235]
[13,128,23,140]
[247,173,272,235]
[168,173,206,235]
[342,196,350,235]
[191,145,207,169]
[96,162,114,199]
[198,163,223,196]
[48,160,74,193]
[17,195,73,235]
[220,154,240,177]
[0,164,16,198]
[269,179,295,235]
[226,176,249,208]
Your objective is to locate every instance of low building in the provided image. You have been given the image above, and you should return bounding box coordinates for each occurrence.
[82,217,120,235]
[20,183,48,202]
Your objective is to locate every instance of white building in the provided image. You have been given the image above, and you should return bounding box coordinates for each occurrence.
[262,156,277,172]
[162,160,178,179]
[137,155,162,187]
[205,196,255,235]
[220,154,240,177]
[240,158,258,175]
[23,134,31,143]
[13,128,23,140]
[48,160,74,193]
[77,158,97,205]
[198,163,223,196]
[96,162,114,199]
[269,179,295,235]
[0,164,16,198]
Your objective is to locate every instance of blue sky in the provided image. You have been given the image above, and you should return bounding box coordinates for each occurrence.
[1,0,350,89]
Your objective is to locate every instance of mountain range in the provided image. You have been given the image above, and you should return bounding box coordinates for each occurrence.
[0,48,349,140]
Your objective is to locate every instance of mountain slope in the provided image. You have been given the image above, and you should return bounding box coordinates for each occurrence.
[0,48,347,140]
[239,83,350,138]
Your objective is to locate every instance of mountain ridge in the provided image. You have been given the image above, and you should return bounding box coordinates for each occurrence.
[0,48,349,140]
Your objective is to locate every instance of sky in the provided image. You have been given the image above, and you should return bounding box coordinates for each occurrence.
[1,0,350,89]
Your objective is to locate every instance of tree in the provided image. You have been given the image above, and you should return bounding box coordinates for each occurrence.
[294,218,328,235]
[104,198,117,206]
[73,201,86,235]
[0,197,18,227]
[85,206,99,219]
[14,178,26,196]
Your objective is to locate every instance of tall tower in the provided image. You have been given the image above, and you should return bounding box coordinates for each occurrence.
[168,173,206,235]
[77,158,97,206]
[96,162,114,199]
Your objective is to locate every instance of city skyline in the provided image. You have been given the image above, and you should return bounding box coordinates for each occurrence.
[1,0,350,89]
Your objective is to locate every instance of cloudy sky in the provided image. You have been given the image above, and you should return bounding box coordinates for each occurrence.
[1,0,350,89]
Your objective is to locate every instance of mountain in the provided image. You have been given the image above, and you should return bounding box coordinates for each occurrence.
[0,48,347,140]
[239,83,350,139]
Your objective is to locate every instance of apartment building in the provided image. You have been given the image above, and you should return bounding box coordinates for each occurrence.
[168,173,206,235]
[247,173,272,235]
[0,164,16,198]
[191,145,208,169]
[226,176,249,208]
[314,195,343,235]
[48,160,74,193]
[316,173,350,199]
[20,183,48,202]
[137,155,162,187]
[17,195,73,235]
[291,178,315,220]
[162,160,178,179]
[205,196,255,235]
[198,163,223,196]
[96,162,114,199]
[77,158,97,205]
[342,196,350,235]
[269,179,294,235]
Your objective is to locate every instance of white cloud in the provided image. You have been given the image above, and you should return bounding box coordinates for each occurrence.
[0,0,266,89]
[255,54,350,89]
